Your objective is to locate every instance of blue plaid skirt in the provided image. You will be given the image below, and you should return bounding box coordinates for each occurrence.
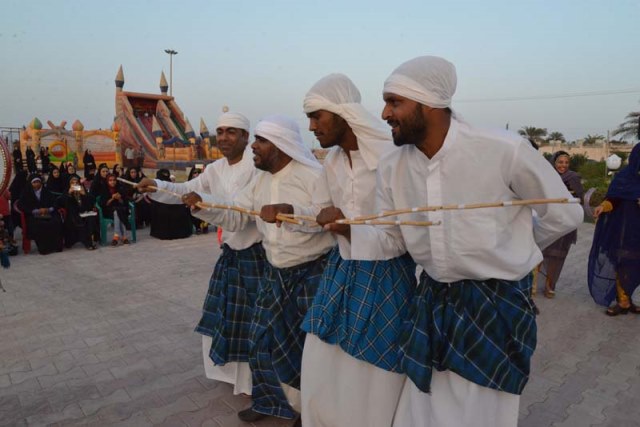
[194,242,266,364]
[400,272,537,395]
[250,252,330,419]
[302,248,416,371]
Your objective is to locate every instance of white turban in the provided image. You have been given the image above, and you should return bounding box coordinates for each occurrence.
[216,112,250,132]
[254,115,321,170]
[303,73,392,171]
[383,56,457,109]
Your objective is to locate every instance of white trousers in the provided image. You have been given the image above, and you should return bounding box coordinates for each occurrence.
[301,334,406,427]
[392,370,520,427]
[201,335,252,395]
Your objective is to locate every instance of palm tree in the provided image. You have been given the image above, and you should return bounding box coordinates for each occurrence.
[583,134,605,145]
[518,126,548,142]
[547,131,565,142]
[612,111,640,141]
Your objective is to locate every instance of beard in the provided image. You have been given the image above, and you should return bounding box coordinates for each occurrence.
[390,104,427,147]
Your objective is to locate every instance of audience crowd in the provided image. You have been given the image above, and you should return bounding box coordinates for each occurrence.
[5,152,211,255]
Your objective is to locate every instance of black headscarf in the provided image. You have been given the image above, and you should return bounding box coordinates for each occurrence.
[187,166,203,181]
[156,169,171,182]
[45,167,66,194]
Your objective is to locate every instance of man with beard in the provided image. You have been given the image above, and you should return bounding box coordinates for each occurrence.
[183,115,335,424]
[137,112,263,396]
[261,74,415,427]
[353,56,583,427]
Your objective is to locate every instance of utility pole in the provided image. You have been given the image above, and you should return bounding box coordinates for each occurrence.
[164,49,178,97]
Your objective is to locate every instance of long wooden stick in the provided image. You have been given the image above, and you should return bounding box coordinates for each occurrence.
[336,197,581,223]
[277,214,438,227]
[117,177,302,225]
[343,220,441,226]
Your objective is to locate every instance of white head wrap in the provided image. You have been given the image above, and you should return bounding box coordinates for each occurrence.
[216,112,250,132]
[254,115,321,170]
[383,56,457,109]
[303,73,392,171]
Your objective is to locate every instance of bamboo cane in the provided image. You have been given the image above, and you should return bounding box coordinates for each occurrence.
[336,197,581,223]
[117,178,302,225]
[277,214,438,227]
[342,220,441,226]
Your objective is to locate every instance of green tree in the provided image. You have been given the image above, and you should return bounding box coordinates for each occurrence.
[612,111,639,141]
[547,131,565,142]
[518,126,548,142]
[612,150,628,164]
[583,134,604,145]
[569,153,588,171]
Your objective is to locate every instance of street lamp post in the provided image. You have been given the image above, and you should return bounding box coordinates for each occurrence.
[164,49,178,96]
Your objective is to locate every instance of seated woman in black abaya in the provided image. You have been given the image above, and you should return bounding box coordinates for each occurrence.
[19,174,64,254]
[149,169,192,240]
[58,174,98,250]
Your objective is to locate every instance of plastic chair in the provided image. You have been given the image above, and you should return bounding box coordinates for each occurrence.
[12,200,66,254]
[12,200,31,254]
[95,196,137,245]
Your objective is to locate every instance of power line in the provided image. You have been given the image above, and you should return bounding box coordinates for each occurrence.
[457,88,640,103]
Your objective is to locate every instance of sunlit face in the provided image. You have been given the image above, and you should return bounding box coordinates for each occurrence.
[251,135,282,172]
[307,110,349,149]
[216,127,248,162]
[382,93,428,147]
[554,155,570,174]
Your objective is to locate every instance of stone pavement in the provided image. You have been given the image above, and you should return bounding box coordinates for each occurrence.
[0,222,638,426]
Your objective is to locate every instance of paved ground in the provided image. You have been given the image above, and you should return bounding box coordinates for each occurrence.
[0,222,638,426]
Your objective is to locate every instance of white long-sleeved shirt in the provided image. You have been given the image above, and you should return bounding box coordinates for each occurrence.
[294,147,405,260]
[194,160,336,269]
[154,147,261,251]
[352,119,584,282]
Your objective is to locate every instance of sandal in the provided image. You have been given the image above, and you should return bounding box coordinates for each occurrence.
[629,303,640,314]
[122,238,130,245]
[111,239,118,247]
[544,289,555,299]
[605,304,629,316]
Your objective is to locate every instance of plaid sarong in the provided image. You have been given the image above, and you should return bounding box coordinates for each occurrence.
[302,248,416,371]
[194,242,266,364]
[250,253,330,419]
[401,272,537,395]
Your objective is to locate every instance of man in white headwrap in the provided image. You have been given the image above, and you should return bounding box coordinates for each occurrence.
[351,56,583,427]
[261,73,415,427]
[182,114,335,424]
[137,112,263,397]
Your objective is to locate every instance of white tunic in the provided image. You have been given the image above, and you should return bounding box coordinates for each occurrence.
[294,148,404,261]
[295,147,408,427]
[195,160,335,269]
[352,119,583,427]
[154,148,261,395]
[354,119,584,281]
